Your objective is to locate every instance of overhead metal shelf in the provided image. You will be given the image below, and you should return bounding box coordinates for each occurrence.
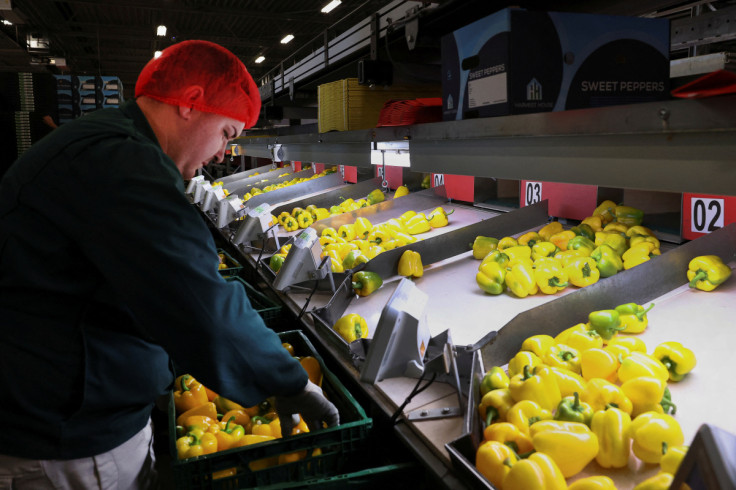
[235,94,736,196]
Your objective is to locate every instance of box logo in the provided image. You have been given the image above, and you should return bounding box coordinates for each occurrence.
[527,78,542,101]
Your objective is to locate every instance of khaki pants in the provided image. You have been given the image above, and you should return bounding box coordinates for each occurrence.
[0,419,158,490]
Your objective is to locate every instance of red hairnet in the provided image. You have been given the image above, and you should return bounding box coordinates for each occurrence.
[135,40,261,128]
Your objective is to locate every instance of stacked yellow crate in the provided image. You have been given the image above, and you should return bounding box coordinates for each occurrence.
[318,78,439,132]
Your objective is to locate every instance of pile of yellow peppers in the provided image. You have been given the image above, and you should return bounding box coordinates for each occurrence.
[476,308,697,489]
[474,201,662,298]
[310,207,451,274]
[173,343,324,478]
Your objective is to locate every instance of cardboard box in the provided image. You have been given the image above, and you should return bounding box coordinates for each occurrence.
[442,9,670,120]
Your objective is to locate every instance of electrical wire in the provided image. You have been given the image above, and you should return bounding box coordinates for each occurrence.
[390,371,437,426]
[297,256,330,320]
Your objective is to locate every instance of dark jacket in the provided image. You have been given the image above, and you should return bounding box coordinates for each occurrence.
[0,101,307,459]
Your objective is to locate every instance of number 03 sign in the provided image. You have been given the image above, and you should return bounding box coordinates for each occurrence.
[682,193,736,240]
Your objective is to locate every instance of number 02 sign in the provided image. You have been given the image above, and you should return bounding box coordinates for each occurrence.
[682,193,735,240]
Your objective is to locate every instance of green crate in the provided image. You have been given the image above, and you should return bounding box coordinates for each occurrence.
[226,277,282,327]
[216,248,243,278]
[254,463,418,489]
[169,330,373,490]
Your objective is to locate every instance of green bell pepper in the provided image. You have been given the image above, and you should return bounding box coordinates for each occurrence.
[588,309,625,340]
[269,254,285,273]
[351,271,383,296]
[342,249,367,270]
[567,235,596,256]
[477,261,506,295]
[615,205,644,227]
[571,223,596,241]
[472,236,500,260]
[554,392,594,426]
[615,302,655,334]
[591,244,623,278]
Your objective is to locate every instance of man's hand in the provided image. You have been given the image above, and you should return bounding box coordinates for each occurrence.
[275,380,339,436]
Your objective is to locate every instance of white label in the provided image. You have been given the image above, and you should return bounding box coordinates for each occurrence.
[294,227,318,248]
[433,173,445,187]
[339,165,345,178]
[376,167,384,180]
[524,181,543,206]
[468,72,508,108]
[690,197,724,233]
[213,187,226,200]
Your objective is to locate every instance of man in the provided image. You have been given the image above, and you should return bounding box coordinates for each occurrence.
[0,40,338,489]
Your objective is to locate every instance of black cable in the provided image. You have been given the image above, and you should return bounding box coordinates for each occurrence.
[297,256,330,320]
[256,222,280,267]
[390,371,437,426]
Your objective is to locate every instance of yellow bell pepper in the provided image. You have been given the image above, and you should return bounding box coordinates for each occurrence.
[497,236,519,250]
[553,322,587,344]
[472,236,499,259]
[213,416,245,450]
[603,222,629,234]
[405,214,431,235]
[520,334,555,358]
[617,351,670,384]
[562,328,603,353]
[687,254,732,291]
[622,241,658,269]
[173,375,209,414]
[427,207,453,227]
[333,313,368,343]
[283,215,299,232]
[398,210,417,223]
[477,261,506,295]
[393,185,409,198]
[580,216,603,232]
[554,249,586,267]
[398,250,423,278]
[595,232,628,257]
[502,451,567,490]
[549,229,577,251]
[621,376,667,417]
[569,476,616,490]
[506,400,553,436]
[529,420,599,478]
[549,367,587,398]
[592,200,617,224]
[321,227,338,238]
[176,432,218,459]
[353,217,373,239]
[534,258,569,294]
[297,212,314,229]
[580,378,633,414]
[480,366,510,397]
[508,351,543,377]
[580,348,619,382]
[291,206,306,218]
[564,256,600,287]
[633,473,674,490]
[483,422,534,454]
[653,341,697,382]
[478,388,515,426]
[660,444,689,475]
[591,406,631,468]
[338,223,357,241]
[310,207,330,222]
[630,234,661,249]
[504,245,532,264]
[176,402,218,427]
[539,221,564,241]
[543,344,581,374]
[630,412,684,464]
[505,261,538,298]
[391,231,417,246]
[531,241,559,261]
[607,336,646,355]
[366,188,385,205]
[277,211,292,225]
[518,231,541,247]
[475,440,518,490]
[508,365,561,412]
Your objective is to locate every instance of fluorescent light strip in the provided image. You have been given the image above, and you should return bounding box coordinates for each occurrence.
[255,56,265,64]
[156,25,167,36]
[280,34,294,44]
[321,0,341,13]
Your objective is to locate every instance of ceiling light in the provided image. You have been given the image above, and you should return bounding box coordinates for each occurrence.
[255,56,265,64]
[280,34,294,44]
[321,0,341,13]
[156,25,167,37]
[2,19,12,26]
[154,50,163,59]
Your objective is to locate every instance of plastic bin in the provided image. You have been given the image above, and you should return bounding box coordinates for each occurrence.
[225,277,282,328]
[168,330,373,490]
[216,248,243,278]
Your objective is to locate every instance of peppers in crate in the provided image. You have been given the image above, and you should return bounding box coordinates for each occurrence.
[520,334,555,358]
[618,351,670,383]
[366,188,385,205]
[173,375,209,414]
[565,257,600,287]
[630,412,684,464]
[591,406,631,468]
[569,476,616,490]
[508,351,543,377]
[333,313,368,343]
[177,402,218,427]
[615,302,654,334]
[529,420,599,478]
[505,261,538,298]
[475,440,518,490]
[543,344,581,374]
[478,388,515,426]
[480,366,510,397]
[687,255,732,291]
[483,422,534,454]
[476,261,506,295]
[539,221,564,241]
[398,250,423,278]
[506,399,553,436]
[509,365,561,412]
[580,348,619,382]
[580,378,632,414]
[472,236,499,259]
[352,271,383,296]
[534,259,568,294]
[587,309,624,340]
[621,376,667,417]
[653,341,697,381]
[590,244,623,278]
[615,205,644,226]
[554,392,594,426]
[213,416,245,450]
[503,452,567,490]
[176,432,218,459]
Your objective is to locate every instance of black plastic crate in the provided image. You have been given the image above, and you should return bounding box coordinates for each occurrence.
[216,248,243,278]
[169,330,373,490]
[225,277,282,328]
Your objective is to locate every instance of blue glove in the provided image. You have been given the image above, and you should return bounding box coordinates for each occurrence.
[275,380,339,436]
